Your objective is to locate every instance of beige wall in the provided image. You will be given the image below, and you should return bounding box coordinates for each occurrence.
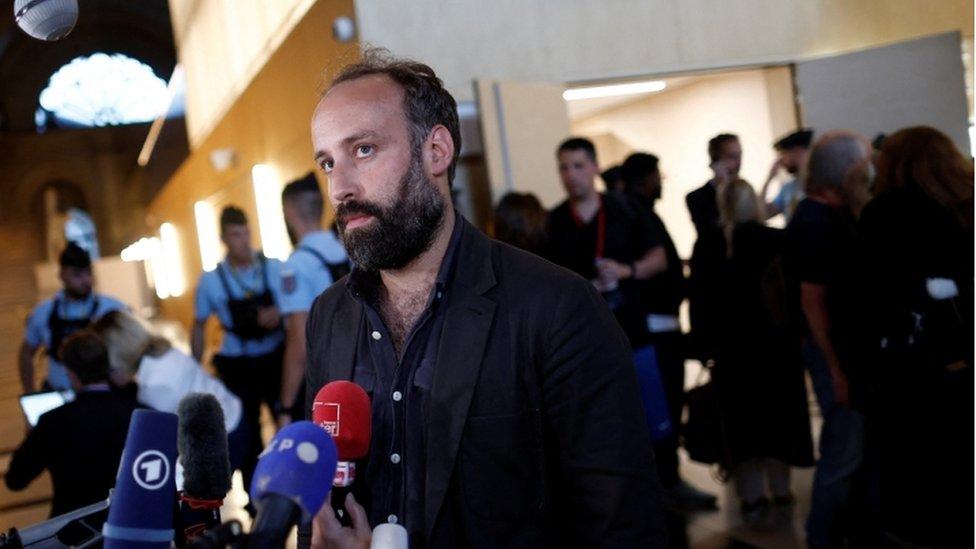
[355,0,972,102]
[169,0,323,148]
[572,68,794,258]
[147,0,358,329]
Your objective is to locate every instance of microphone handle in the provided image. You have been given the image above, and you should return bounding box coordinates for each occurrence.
[330,484,353,527]
[175,497,222,547]
[246,495,302,549]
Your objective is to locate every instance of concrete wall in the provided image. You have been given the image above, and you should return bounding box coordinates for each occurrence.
[355,0,973,102]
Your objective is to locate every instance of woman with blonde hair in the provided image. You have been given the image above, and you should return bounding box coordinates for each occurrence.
[93,310,243,436]
[714,180,814,527]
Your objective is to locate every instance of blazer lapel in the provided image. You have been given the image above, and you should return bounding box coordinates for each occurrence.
[424,221,497,535]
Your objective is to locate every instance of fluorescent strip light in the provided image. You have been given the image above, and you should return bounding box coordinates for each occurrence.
[147,237,168,299]
[562,80,667,101]
[159,222,186,298]
[251,164,293,260]
[194,200,221,272]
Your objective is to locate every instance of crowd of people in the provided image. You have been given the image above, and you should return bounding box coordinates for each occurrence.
[491,127,973,547]
[6,49,973,549]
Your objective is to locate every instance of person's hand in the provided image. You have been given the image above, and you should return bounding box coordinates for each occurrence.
[311,493,371,549]
[595,258,631,283]
[710,159,732,186]
[766,157,784,182]
[257,306,281,330]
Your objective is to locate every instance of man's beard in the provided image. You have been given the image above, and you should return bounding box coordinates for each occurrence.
[65,286,91,300]
[335,152,445,272]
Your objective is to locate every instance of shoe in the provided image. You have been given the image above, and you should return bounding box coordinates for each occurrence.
[740,497,770,527]
[666,480,719,511]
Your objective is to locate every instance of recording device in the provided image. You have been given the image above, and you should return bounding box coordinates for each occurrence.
[371,523,409,549]
[18,390,74,427]
[246,421,338,548]
[0,498,108,548]
[312,381,371,526]
[175,394,232,546]
[103,409,178,548]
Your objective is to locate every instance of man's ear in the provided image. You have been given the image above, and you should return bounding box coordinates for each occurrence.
[425,125,456,181]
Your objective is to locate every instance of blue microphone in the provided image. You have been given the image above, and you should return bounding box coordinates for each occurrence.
[103,409,179,548]
[247,421,338,548]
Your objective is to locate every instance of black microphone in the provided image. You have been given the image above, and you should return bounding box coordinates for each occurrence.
[175,394,232,546]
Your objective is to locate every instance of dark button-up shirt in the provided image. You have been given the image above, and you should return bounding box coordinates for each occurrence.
[345,212,463,546]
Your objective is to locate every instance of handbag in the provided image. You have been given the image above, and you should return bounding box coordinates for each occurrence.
[682,364,731,469]
[632,345,673,442]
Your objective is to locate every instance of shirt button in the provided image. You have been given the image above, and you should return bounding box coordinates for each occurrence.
[387,514,398,524]
[390,453,401,464]
[371,330,382,341]
[392,391,402,402]
[436,291,442,299]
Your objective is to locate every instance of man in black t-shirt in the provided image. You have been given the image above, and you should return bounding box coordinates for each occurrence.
[620,152,717,510]
[784,131,870,549]
[545,137,667,346]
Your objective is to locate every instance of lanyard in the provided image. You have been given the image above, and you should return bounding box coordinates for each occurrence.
[570,195,606,259]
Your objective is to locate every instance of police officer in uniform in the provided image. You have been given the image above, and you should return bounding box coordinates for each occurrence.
[276,173,349,427]
[191,206,284,494]
[19,243,126,393]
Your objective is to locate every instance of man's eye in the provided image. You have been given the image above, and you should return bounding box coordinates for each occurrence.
[356,145,373,157]
[321,159,334,173]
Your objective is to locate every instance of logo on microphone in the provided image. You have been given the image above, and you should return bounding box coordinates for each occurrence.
[314,402,340,437]
[132,450,171,490]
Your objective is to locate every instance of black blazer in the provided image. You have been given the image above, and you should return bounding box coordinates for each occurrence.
[303,217,665,548]
[5,390,138,517]
[686,181,718,237]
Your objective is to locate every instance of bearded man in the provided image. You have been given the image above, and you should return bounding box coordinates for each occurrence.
[302,50,665,549]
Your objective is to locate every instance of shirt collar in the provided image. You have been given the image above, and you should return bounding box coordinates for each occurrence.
[346,210,464,302]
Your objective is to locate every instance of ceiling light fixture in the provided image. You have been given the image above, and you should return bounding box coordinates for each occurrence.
[563,80,667,101]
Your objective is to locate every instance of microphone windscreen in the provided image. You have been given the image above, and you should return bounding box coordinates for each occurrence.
[371,523,409,549]
[178,393,232,500]
[103,409,178,548]
[249,421,338,521]
[312,381,371,460]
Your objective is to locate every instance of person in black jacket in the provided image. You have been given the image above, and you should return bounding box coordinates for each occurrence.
[620,152,717,511]
[302,49,665,549]
[686,133,741,362]
[857,126,973,547]
[6,331,139,517]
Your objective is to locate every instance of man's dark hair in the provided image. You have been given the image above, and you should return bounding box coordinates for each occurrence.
[774,128,814,150]
[600,166,622,189]
[329,48,461,185]
[219,206,248,234]
[620,153,660,191]
[59,242,91,269]
[557,137,598,164]
[708,133,739,163]
[59,330,110,385]
[281,172,324,222]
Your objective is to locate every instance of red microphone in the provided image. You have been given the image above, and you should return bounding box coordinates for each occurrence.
[312,381,371,490]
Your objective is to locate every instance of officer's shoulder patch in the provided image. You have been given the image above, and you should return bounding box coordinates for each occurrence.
[282,270,297,294]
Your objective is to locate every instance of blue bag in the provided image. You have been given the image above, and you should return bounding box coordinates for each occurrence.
[633,345,673,441]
